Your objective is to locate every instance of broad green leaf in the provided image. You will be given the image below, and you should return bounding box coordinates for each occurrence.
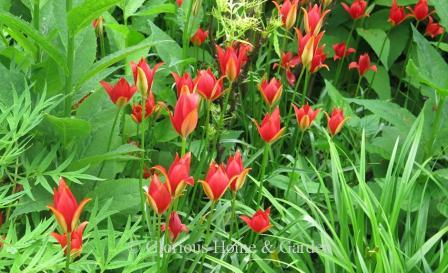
[365,65,391,99]
[133,3,176,17]
[73,27,97,83]
[148,20,183,68]
[67,0,122,35]
[357,28,389,69]
[124,0,146,17]
[0,10,67,73]
[91,178,141,213]
[375,0,418,6]
[44,114,91,146]
[433,1,448,30]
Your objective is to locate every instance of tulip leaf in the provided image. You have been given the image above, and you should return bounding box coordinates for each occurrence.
[0,10,67,73]
[91,178,142,214]
[357,28,390,69]
[133,3,176,17]
[67,0,122,35]
[44,114,92,146]
[148,21,184,69]
[432,1,448,30]
[365,65,391,99]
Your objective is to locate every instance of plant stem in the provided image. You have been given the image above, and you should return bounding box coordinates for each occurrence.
[287,66,305,120]
[354,76,362,97]
[33,0,40,61]
[286,130,304,198]
[334,21,356,86]
[228,191,239,242]
[65,232,71,273]
[301,70,311,105]
[182,0,195,67]
[198,202,216,273]
[180,137,187,156]
[97,108,121,177]
[366,29,389,94]
[99,27,106,58]
[430,96,446,153]
[65,0,75,117]
[256,144,270,208]
[156,214,162,272]
[212,84,232,157]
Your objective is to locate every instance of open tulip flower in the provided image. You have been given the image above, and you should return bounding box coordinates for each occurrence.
[48,178,91,233]
[240,208,272,234]
[131,91,156,123]
[333,42,356,61]
[273,0,299,30]
[292,103,320,131]
[216,43,251,82]
[407,0,429,21]
[200,162,230,202]
[191,27,208,46]
[258,77,282,106]
[425,17,445,38]
[131,58,163,92]
[146,174,172,215]
[274,52,300,86]
[388,0,407,26]
[161,211,189,242]
[169,86,200,138]
[349,53,377,77]
[152,152,194,198]
[326,108,348,136]
[194,69,224,101]
[341,0,368,20]
[296,29,324,67]
[309,45,328,73]
[226,151,251,192]
[100,78,137,107]
[302,4,330,35]
[254,107,285,144]
[51,221,87,256]
[172,72,194,97]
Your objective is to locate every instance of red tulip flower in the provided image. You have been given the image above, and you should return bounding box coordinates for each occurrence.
[216,43,251,82]
[273,52,300,86]
[333,42,356,61]
[131,58,163,92]
[191,28,209,46]
[240,208,272,234]
[146,174,172,215]
[258,77,283,106]
[341,0,368,20]
[292,103,320,131]
[296,29,324,66]
[176,0,182,7]
[161,211,189,242]
[388,0,406,26]
[309,45,328,73]
[200,162,230,202]
[92,16,104,33]
[100,78,137,107]
[326,108,348,136]
[51,221,87,256]
[349,53,377,77]
[131,91,156,123]
[169,87,200,138]
[48,178,91,233]
[153,152,194,198]
[425,17,445,38]
[254,107,285,144]
[408,0,429,21]
[172,72,194,97]
[194,69,224,101]
[273,0,299,30]
[226,151,251,192]
[302,4,330,35]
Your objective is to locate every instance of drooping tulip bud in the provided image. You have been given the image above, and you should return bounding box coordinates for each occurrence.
[161,211,189,242]
[349,53,377,77]
[146,174,172,215]
[100,78,137,107]
[254,107,285,144]
[194,69,224,101]
[388,0,406,26]
[292,103,320,131]
[240,208,272,234]
[47,178,91,233]
[302,4,330,35]
[258,77,283,106]
[341,0,368,20]
[131,91,156,123]
[226,151,251,192]
[326,108,348,136]
[273,0,299,30]
[51,221,88,256]
[333,42,356,61]
[169,86,200,138]
[152,152,194,198]
[425,17,445,38]
[407,0,429,21]
[172,72,194,97]
[191,28,209,46]
[199,162,230,202]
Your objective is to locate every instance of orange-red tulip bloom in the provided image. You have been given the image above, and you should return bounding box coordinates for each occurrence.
[48,178,91,233]
[302,4,330,35]
[425,17,445,38]
[349,53,377,77]
[258,77,283,106]
[146,174,172,215]
[333,42,356,61]
[200,163,230,201]
[273,0,299,30]
[341,0,368,20]
[388,0,406,26]
[131,58,163,91]
[292,103,320,131]
[169,87,200,138]
[254,107,285,144]
[240,208,272,234]
[131,91,156,123]
[161,211,189,242]
[194,69,224,101]
[326,108,348,136]
[152,152,194,198]
[191,28,209,46]
[172,72,194,97]
[407,0,429,21]
[100,78,137,107]
[216,43,251,82]
[51,221,87,256]
[226,151,251,192]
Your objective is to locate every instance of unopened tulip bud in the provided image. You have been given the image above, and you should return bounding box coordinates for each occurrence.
[137,67,149,99]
